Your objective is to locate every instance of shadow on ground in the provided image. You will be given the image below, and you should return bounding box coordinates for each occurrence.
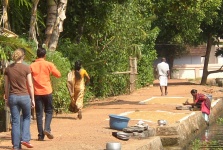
[0,136,11,141]
[0,146,11,150]
[153,81,199,86]
[86,100,141,107]
[52,116,77,120]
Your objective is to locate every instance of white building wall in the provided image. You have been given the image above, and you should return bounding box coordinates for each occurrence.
[174,56,202,65]
[172,64,223,79]
[154,45,223,79]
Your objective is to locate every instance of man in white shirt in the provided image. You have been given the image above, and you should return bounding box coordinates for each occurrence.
[156,57,170,96]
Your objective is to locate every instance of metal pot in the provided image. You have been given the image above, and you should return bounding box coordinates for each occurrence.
[158,120,167,126]
[106,142,121,150]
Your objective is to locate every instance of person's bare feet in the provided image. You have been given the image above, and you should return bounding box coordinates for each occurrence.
[78,110,82,119]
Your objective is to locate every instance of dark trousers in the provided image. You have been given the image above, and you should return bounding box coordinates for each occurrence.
[35,94,53,139]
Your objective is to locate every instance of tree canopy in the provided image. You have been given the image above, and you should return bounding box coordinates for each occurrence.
[0,0,223,110]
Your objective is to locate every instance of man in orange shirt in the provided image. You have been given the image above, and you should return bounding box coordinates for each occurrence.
[30,47,61,141]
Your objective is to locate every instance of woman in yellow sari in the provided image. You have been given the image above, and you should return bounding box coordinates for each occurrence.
[67,60,90,119]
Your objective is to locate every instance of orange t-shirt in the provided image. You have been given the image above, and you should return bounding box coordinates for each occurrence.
[30,58,61,95]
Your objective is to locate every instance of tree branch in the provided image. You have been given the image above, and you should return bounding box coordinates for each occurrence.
[219,65,223,70]
[207,69,223,75]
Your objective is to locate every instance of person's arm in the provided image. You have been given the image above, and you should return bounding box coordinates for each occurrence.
[27,73,35,108]
[156,65,159,74]
[4,75,9,106]
[183,101,196,106]
[167,63,170,79]
[84,70,90,85]
[50,63,61,78]
[183,96,200,106]
[67,70,74,97]
[167,70,170,79]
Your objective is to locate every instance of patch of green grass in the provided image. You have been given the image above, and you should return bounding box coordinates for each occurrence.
[217,117,223,125]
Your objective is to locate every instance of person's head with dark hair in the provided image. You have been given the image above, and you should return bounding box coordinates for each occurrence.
[190,89,198,96]
[190,89,197,94]
[37,47,46,58]
[74,60,82,71]
[161,57,166,62]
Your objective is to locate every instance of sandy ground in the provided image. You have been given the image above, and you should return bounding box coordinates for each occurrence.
[0,79,223,150]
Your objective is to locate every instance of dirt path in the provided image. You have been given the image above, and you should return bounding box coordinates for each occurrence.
[0,79,223,150]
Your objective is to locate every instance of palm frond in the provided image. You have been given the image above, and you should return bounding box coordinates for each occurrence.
[0,36,35,62]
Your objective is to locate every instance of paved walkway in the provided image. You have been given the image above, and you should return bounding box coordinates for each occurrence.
[0,79,222,150]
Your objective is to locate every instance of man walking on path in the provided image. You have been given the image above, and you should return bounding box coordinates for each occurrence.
[30,47,61,141]
[156,57,170,96]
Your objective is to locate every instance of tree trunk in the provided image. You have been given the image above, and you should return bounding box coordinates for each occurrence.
[29,0,40,45]
[168,56,174,79]
[2,0,10,29]
[200,34,213,85]
[44,0,68,51]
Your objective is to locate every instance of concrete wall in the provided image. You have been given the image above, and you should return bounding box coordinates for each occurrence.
[174,56,202,64]
[157,98,223,149]
[172,64,223,79]
[154,45,223,79]
[122,98,223,150]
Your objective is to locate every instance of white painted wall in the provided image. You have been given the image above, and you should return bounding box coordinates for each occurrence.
[172,64,223,79]
[154,45,223,79]
[174,56,202,64]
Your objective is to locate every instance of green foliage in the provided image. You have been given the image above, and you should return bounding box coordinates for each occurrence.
[0,0,157,109]
[192,139,202,150]
[216,117,223,125]
[2,0,33,35]
[0,36,36,62]
[0,36,35,111]
[152,0,207,44]
[0,75,5,111]
[192,139,221,150]
[152,0,223,61]
[45,51,71,110]
[58,0,158,98]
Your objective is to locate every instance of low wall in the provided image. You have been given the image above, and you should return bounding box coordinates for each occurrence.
[172,64,223,79]
[122,98,223,150]
[156,98,223,149]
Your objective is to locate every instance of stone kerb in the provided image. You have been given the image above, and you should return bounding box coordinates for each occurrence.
[154,98,223,149]
[209,98,223,124]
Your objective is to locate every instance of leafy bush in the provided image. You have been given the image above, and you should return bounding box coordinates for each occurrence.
[45,51,71,111]
[56,1,159,101]
[0,75,5,111]
[217,117,223,125]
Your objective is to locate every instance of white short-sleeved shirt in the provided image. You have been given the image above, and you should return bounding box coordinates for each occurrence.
[157,62,169,76]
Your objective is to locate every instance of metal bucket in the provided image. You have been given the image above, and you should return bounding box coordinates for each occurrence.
[106,142,121,150]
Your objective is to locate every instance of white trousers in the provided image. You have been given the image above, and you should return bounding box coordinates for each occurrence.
[202,113,209,122]
[159,76,168,86]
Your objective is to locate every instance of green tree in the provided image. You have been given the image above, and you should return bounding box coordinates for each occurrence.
[199,0,223,84]
[152,0,223,84]
[152,0,205,71]
[58,0,158,97]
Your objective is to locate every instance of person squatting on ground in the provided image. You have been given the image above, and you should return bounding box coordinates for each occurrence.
[30,47,61,141]
[67,60,90,119]
[156,57,170,96]
[4,48,35,149]
[183,89,211,126]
